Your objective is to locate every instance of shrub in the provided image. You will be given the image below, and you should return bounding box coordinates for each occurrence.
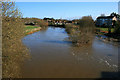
[65,24,77,34]
[114,21,120,34]
[65,16,95,46]
[2,2,29,78]
[34,19,48,28]
[23,18,48,27]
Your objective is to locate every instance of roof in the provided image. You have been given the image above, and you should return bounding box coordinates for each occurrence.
[97,16,115,19]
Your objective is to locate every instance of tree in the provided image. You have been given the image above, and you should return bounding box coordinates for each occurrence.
[110,12,117,16]
[2,1,22,18]
[114,21,120,34]
[65,16,95,46]
[110,12,120,19]
[2,1,29,78]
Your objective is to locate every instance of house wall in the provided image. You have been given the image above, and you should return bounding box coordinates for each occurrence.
[112,17,117,21]
[96,18,113,27]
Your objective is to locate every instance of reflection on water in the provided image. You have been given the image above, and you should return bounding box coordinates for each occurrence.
[22,27,118,78]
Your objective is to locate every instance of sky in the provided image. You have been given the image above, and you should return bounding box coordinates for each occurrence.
[13,0,120,2]
[16,2,118,20]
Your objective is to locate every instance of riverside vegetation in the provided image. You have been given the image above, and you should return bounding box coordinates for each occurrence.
[112,21,120,39]
[23,18,48,35]
[65,15,120,46]
[2,1,48,78]
[2,17,29,78]
[2,2,29,78]
[95,13,120,41]
[96,20,120,41]
[65,16,95,46]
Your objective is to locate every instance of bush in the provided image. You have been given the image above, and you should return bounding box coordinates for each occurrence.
[65,24,78,34]
[23,18,48,27]
[65,16,95,46]
[2,2,29,78]
[34,19,48,28]
[114,21,120,34]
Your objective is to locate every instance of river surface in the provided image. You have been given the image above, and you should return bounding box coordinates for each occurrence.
[22,27,119,78]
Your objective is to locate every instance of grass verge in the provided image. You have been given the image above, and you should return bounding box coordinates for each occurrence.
[24,25,41,35]
[96,28,114,33]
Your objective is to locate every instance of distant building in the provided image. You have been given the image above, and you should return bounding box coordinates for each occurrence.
[95,16,117,28]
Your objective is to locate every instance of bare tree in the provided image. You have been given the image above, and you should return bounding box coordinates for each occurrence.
[2,0,29,78]
[2,1,22,18]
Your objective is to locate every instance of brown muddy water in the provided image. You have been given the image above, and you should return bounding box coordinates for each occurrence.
[22,27,119,78]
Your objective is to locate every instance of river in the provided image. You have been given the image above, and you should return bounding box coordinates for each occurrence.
[22,27,119,78]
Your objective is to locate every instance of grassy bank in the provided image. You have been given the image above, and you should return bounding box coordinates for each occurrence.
[96,27,114,33]
[24,25,42,35]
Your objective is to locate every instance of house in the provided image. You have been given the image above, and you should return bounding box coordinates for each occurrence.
[95,16,117,28]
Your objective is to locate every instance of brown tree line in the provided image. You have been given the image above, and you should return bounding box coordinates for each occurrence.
[2,1,29,78]
[23,17,48,27]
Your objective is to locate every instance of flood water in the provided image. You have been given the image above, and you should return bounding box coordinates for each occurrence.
[22,27,119,78]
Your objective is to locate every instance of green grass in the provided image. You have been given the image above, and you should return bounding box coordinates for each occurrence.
[96,28,114,32]
[24,25,38,30]
[24,25,40,34]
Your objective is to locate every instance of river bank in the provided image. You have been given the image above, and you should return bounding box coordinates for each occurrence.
[95,27,120,44]
[24,25,42,35]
